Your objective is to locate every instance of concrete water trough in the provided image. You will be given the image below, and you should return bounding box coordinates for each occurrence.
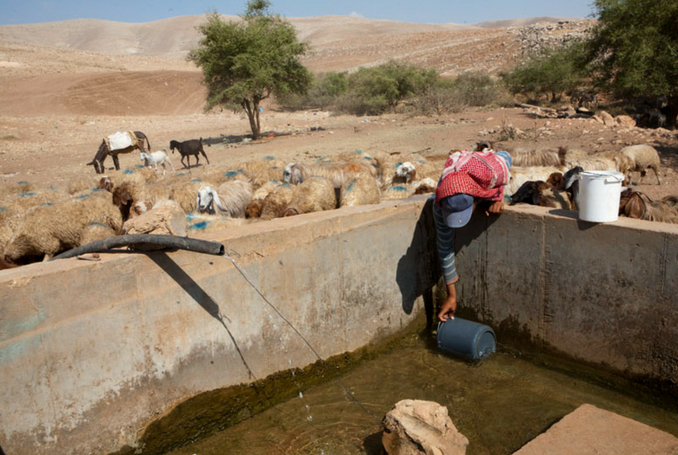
[1,197,677,454]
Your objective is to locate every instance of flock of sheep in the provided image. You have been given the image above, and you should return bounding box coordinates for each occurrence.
[0,137,673,269]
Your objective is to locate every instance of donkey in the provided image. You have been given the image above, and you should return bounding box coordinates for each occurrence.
[87,131,151,174]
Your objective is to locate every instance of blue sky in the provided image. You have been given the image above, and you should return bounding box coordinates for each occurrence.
[0,1,595,25]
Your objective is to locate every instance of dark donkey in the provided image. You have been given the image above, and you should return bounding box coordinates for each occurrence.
[87,131,151,174]
[169,138,210,169]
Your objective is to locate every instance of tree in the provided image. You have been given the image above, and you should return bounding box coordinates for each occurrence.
[587,0,678,127]
[501,42,588,103]
[188,1,312,139]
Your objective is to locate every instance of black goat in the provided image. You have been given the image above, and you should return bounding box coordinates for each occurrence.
[169,138,210,169]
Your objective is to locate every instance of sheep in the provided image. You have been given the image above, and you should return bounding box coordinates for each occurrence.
[412,177,437,195]
[196,180,253,218]
[563,156,619,172]
[509,147,564,167]
[245,181,281,218]
[284,177,337,217]
[619,189,678,223]
[382,184,415,200]
[260,184,295,220]
[620,145,662,185]
[169,179,216,214]
[112,182,147,222]
[169,138,210,168]
[3,192,123,263]
[187,214,252,235]
[80,222,117,246]
[392,161,441,187]
[283,161,376,188]
[592,151,634,175]
[339,174,381,208]
[0,181,35,201]
[141,150,175,175]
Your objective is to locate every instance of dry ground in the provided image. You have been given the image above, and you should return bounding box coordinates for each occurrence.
[0,15,677,200]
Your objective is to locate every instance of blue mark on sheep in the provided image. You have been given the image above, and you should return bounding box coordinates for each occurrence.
[271,166,279,169]
[0,207,6,212]
[364,156,373,161]
[186,213,196,221]
[346,179,356,192]
[123,169,134,175]
[225,171,238,177]
[49,186,57,191]
[19,192,36,197]
[394,162,402,168]
[88,222,108,228]
[17,181,29,185]
[391,185,407,192]
[90,188,102,193]
[135,164,145,169]
[355,150,363,154]
[177,172,186,176]
[41,203,53,206]
[418,160,426,165]
[264,156,275,161]
[189,221,209,231]
[76,194,89,199]
[270,179,280,184]
[279,183,291,188]
[190,179,202,183]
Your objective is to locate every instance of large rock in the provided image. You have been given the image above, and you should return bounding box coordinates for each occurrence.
[122,200,188,249]
[615,115,636,128]
[599,110,616,126]
[514,404,678,455]
[382,400,468,455]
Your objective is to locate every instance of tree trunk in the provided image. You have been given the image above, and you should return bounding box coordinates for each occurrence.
[242,99,261,139]
[665,97,678,129]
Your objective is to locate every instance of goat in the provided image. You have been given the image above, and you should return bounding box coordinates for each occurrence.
[619,189,678,224]
[141,150,175,175]
[510,180,573,210]
[169,138,210,169]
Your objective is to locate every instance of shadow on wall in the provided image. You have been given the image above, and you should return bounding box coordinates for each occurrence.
[148,252,258,381]
[396,197,441,325]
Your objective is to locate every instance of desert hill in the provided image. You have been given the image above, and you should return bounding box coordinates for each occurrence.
[0,15,592,116]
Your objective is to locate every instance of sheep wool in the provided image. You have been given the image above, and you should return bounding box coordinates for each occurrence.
[260,184,295,220]
[620,144,662,185]
[340,174,381,207]
[284,177,336,216]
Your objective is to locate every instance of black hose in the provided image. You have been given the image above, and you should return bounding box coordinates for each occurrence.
[51,235,225,260]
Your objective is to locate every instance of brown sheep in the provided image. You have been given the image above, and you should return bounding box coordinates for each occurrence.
[260,184,295,220]
[284,177,337,217]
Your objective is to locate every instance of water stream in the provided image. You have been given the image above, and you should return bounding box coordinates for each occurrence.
[166,332,678,455]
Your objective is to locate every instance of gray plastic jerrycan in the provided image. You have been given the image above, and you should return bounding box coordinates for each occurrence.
[437,317,496,360]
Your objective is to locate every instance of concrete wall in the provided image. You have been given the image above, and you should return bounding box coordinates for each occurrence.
[454,204,678,386]
[0,199,438,455]
[1,198,677,454]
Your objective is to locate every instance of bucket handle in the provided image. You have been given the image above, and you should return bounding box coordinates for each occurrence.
[577,173,624,184]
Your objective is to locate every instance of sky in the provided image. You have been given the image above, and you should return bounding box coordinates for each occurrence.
[0,0,596,26]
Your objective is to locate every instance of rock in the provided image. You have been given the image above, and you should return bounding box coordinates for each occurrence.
[615,115,636,128]
[122,200,188,250]
[382,400,468,455]
[592,115,604,124]
[599,110,615,126]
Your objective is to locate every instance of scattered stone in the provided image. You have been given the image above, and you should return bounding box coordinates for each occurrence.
[382,400,469,455]
[592,115,604,124]
[599,110,615,126]
[615,115,636,128]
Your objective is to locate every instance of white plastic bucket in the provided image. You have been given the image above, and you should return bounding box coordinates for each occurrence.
[577,170,624,222]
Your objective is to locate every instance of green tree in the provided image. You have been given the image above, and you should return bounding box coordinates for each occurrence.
[502,42,588,103]
[587,0,678,127]
[188,2,312,139]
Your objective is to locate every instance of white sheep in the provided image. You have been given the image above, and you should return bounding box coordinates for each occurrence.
[196,180,253,218]
[141,150,175,175]
[509,147,564,167]
[260,184,295,220]
[284,177,337,216]
[621,144,662,185]
[283,162,375,188]
[340,174,381,208]
[3,191,122,263]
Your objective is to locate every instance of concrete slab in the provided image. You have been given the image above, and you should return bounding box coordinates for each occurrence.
[513,404,678,455]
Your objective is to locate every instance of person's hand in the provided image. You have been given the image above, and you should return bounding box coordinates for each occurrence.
[438,293,457,322]
[485,201,504,216]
